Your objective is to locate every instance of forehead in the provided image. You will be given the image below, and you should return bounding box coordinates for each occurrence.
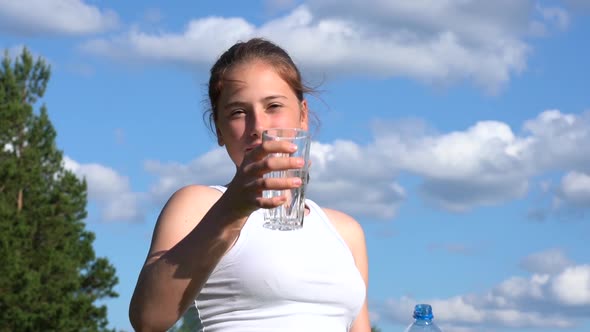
[219,61,295,100]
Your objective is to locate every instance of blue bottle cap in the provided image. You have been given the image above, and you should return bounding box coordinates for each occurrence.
[413,304,434,320]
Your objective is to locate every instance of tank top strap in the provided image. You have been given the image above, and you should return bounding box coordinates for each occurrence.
[209,185,227,193]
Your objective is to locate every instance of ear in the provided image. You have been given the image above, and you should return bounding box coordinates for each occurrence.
[216,127,225,146]
[300,99,309,131]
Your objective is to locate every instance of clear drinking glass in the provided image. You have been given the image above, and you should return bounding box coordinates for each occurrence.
[262,128,311,231]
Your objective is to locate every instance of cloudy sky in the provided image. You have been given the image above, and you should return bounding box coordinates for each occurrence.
[1,0,589,331]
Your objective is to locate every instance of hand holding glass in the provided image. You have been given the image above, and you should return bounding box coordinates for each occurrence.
[262,128,310,231]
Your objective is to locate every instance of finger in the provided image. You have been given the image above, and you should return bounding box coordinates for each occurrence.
[244,156,304,176]
[248,140,297,161]
[256,176,303,192]
[255,196,287,209]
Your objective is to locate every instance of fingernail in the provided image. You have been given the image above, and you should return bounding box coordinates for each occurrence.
[292,178,302,186]
[290,144,298,152]
[296,158,304,166]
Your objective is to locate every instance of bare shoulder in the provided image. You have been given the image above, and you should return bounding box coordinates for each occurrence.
[322,208,367,253]
[161,184,222,213]
[145,185,223,264]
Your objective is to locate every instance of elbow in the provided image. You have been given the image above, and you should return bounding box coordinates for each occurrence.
[129,299,176,332]
[128,268,181,332]
[129,292,144,331]
[129,304,149,332]
[129,297,159,332]
[129,311,166,332]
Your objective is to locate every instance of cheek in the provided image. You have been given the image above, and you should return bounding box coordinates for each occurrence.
[219,121,244,138]
[274,110,306,128]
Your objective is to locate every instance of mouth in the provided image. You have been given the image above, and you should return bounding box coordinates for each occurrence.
[245,143,261,152]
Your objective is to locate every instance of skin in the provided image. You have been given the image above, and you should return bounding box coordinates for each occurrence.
[128,60,370,332]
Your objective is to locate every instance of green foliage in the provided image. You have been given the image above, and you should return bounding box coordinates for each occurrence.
[0,47,119,331]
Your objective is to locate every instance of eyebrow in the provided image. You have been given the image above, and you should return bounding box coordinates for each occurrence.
[262,95,288,101]
[222,95,288,111]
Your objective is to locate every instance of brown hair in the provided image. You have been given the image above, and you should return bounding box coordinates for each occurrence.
[204,37,319,135]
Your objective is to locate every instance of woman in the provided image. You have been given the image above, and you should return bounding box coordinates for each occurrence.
[129,37,370,332]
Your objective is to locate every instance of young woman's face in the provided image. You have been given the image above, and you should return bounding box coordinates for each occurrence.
[215,60,308,167]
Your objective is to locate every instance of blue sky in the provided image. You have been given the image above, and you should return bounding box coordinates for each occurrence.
[1,1,589,331]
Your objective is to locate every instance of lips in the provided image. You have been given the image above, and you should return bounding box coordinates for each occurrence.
[245,143,261,152]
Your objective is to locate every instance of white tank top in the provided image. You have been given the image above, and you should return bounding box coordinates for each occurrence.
[192,185,366,331]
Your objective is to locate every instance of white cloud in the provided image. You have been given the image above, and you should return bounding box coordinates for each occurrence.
[308,141,406,219]
[375,110,590,213]
[520,248,575,274]
[521,110,590,171]
[494,274,551,302]
[305,0,533,44]
[551,265,590,306]
[63,156,143,222]
[558,171,590,206]
[0,0,119,36]
[382,254,589,329]
[144,148,235,205]
[526,170,590,221]
[517,110,590,219]
[79,0,573,93]
[80,17,254,66]
[371,119,529,211]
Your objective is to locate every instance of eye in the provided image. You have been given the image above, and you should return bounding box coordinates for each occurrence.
[229,109,246,118]
[267,103,282,112]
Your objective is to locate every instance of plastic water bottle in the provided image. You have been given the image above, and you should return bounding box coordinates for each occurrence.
[404,304,443,332]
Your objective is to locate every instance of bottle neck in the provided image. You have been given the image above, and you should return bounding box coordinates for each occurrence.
[414,318,434,326]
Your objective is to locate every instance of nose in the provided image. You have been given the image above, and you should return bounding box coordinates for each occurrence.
[248,109,267,138]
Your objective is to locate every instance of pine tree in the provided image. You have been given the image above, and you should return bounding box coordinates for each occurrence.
[0,48,119,331]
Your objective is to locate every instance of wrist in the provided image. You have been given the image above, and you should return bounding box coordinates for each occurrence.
[211,190,251,235]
